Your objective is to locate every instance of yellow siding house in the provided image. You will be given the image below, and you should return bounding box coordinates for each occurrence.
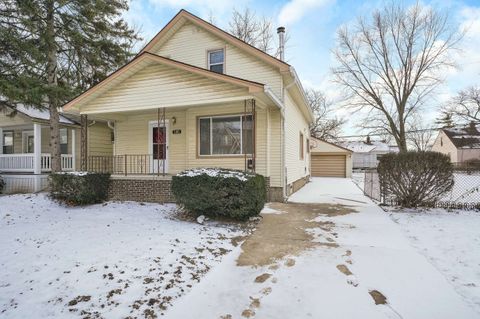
[63,10,313,202]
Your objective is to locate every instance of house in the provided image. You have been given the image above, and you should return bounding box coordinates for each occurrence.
[63,9,313,202]
[310,138,352,178]
[341,138,398,169]
[0,105,112,193]
[431,123,480,163]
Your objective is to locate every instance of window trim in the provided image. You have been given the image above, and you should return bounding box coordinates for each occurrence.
[3,130,14,154]
[207,48,225,73]
[197,113,253,158]
[300,132,304,160]
[60,128,68,154]
[22,130,34,153]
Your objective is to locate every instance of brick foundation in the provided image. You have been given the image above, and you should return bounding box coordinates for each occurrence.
[108,175,280,203]
[108,178,174,203]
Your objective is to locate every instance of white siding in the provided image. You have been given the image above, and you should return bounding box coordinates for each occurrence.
[284,91,310,185]
[81,63,250,114]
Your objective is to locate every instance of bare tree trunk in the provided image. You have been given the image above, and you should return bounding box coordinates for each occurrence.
[46,0,61,172]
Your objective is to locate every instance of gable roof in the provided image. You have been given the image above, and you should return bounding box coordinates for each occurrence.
[311,137,352,153]
[140,9,290,73]
[443,124,480,149]
[63,52,265,111]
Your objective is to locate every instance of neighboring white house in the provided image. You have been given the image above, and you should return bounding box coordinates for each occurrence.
[0,105,112,193]
[431,123,480,163]
[310,138,352,178]
[341,139,399,169]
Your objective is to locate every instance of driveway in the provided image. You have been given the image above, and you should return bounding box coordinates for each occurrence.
[166,177,478,318]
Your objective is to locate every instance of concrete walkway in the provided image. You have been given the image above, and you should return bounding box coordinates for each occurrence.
[166,178,479,318]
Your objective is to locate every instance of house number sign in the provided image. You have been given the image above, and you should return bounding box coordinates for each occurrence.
[172,129,182,134]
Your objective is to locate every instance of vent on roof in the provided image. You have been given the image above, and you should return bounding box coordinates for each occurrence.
[277,26,285,61]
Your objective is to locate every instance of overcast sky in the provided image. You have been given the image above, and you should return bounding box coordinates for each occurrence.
[125,0,480,136]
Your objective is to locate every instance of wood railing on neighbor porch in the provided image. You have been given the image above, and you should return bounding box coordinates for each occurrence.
[0,154,73,172]
[88,155,162,175]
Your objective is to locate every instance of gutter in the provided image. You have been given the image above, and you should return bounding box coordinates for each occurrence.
[264,86,285,116]
[288,66,315,123]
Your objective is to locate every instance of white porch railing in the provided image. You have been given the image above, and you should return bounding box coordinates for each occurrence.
[0,154,74,172]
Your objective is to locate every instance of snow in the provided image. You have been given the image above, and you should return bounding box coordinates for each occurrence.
[340,141,398,153]
[177,168,252,181]
[14,104,76,125]
[390,209,480,310]
[1,179,479,318]
[352,172,365,191]
[0,194,245,318]
[166,178,479,318]
[54,171,89,176]
[442,173,480,202]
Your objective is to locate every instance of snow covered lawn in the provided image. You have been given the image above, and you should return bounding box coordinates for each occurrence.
[390,209,480,310]
[166,178,479,319]
[0,194,246,318]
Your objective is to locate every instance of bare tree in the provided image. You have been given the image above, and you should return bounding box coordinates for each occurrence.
[444,85,480,123]
[306,89,345,141]
[407,118,436,151]
[332,2,462,152]
[227,8,278,55]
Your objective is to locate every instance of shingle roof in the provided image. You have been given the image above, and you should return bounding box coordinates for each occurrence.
[443,124,480,149]
[340,141,399,153]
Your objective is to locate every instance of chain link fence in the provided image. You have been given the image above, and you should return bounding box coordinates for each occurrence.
[360,166,480,209]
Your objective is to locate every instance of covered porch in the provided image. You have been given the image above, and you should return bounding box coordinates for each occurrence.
[0,122,77,174]
[82,98,265,177]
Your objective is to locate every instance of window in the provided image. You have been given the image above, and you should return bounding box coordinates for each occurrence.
[300,132,304,160]
[199,115,253,156]
[22,131,34,153]
[306,139,310,154]
[208,49,224,74]
[152,126,166,160]
[60,128,68,154]
[3,131,13,154]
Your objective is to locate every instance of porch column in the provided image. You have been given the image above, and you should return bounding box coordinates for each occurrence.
[71,128,76,171]
[33,123,42,192]
[80,115,88,170]
[0,128,3,154]
[33,123,42,174]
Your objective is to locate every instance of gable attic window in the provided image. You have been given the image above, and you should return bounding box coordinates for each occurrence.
[208,49,224,74]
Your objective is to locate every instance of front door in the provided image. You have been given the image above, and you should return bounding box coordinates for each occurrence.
[149,122,169,174]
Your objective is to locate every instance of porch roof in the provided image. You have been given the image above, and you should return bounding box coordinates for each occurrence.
[63,52,272,115]
[2,104,78,126]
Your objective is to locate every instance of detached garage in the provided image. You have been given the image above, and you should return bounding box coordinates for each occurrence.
[310,138,352,178]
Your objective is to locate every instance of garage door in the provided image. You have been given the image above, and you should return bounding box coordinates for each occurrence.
[311,154,346,177]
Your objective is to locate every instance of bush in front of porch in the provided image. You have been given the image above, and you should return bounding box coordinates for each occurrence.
[49,172,111,205]
[0,176,4,194]
[172,168,266,220]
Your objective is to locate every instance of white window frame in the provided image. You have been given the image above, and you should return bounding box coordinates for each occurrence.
[207,49,224,73]
[22,130,34,153]
[198,114,252,156]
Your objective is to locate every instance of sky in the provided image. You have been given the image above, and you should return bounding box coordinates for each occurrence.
[124,0,480,136]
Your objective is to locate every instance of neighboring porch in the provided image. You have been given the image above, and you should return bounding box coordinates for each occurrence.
[0,122,77,174]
